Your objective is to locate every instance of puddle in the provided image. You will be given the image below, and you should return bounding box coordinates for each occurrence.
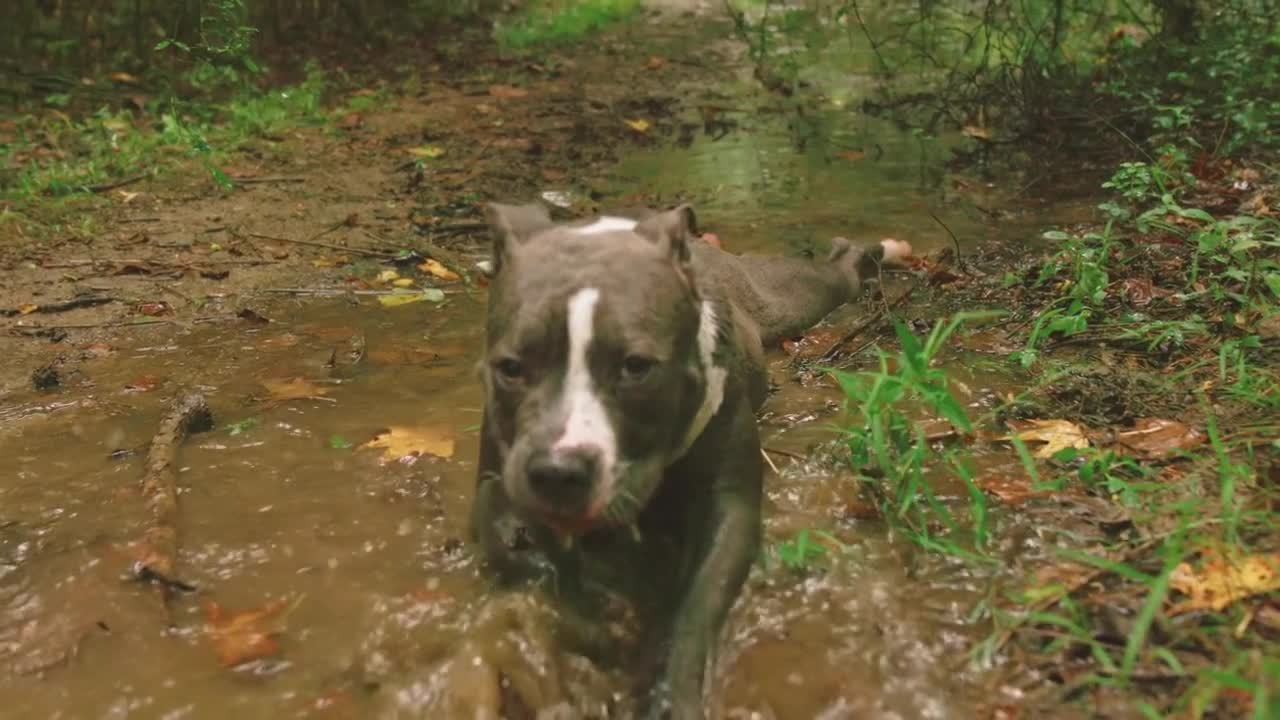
[0,23,1097,720]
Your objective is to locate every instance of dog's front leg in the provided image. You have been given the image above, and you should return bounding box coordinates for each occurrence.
[652,418,762,719]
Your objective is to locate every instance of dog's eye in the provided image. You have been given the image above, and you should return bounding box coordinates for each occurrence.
[493,357,524,381]
[620,355,657,382]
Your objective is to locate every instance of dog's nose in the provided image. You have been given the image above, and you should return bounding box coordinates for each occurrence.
[527,449,598,508]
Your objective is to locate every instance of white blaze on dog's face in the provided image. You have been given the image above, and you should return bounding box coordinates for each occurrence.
[552,287,619,502]
[481,203,719,534]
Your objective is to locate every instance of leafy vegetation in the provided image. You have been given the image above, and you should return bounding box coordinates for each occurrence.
[729,1,1278,715]
[495,0,642,50]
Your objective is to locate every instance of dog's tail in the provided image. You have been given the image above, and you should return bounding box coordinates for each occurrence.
[828,237,913,296]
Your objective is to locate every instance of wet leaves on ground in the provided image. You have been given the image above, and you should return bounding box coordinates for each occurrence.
[1006,418,1090,458]
[261,377,333,403]
[377,288,445,307]
[360,425,455,463]
[203,596,299,667]
[1110,417,1205,459]
[1169,550,1280,615]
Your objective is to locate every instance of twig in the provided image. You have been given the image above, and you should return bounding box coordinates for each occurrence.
[1,295,117,317]
[929,213,963,266]
[817,281,921,363]
[762,446,806,460]
[260,287,461,296]
[85,175,145,194]
[132,393,213,614]
[244,232,397,259]
[10,318,172,334]
[760,448,780,475]
[228,176,307,185]
[424,222,488,239]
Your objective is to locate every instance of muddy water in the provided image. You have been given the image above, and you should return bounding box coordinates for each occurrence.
[0,43,1094,720]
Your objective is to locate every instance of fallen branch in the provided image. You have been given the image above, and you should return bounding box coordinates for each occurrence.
[260,287,461,296]
[817,280,921,363]
[10,318,172,335]
[244,231,397,259]
[228,175,307,185]
[1,295,118,317]
[132,393,213,611]
[85,175,146,194]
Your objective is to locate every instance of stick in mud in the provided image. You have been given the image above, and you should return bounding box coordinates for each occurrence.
[132,393,213,607]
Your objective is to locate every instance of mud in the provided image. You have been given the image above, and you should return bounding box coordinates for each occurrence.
[1,3,1106,719]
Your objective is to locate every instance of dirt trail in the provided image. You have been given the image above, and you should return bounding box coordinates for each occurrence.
[1,2,733,400]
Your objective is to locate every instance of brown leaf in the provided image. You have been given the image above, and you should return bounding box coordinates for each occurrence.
[360,426,455,462]
[780,326,846,360]
[124,375,161,393]
[16,303,38,315]
[836,149,866,161]
[109,71,141,85]
[204,597,295,667]
[974,473,1044,505]
[1169,551,1280,615]
[1008,419,1089,458]
[488,84,529,99]
[261,377,331,402]
[645,56,666,70]
[962,125,992,141]
[135,301,171,317]
[1113,418,1205,459]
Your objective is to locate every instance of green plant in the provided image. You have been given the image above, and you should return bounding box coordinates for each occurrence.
[831,312,999,556]
[495,0,641,50]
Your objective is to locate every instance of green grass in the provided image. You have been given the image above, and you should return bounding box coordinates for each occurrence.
[495,0,642,50]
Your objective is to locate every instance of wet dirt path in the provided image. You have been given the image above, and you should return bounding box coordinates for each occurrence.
[1,5,1102,719]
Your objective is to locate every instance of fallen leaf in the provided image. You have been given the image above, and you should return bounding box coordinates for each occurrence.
[1169,551,1280,614]
[135,301,171,317]
[624,118,651,133]
[124,375,161,393]
[16,303,38,315]
[377,288,445,307]
[974,473,1044,505]
[408,145,444,159]
[780,326,845,360]
[1113,418,1205,459]
[204,597,296,667]
[391,278,415,288]
[261,377,331,402]
[83,342,114,358]
[962,125,992,141]
[417,259,460,282]
[1008,418,1089,458]
[837,149,866,161]
[360,426,455,462]
[377,269,400,283]
[487,84,529,98]
[109,71,141,85]
[645,56,666,70]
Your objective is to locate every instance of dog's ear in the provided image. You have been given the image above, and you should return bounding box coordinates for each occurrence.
[484,202,553,274]
[635,204,697,277]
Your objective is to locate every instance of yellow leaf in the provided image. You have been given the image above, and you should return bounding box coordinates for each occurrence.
[360,426,454,461]
[261,377,331,402]
[17,303,38,315]
[1170,552,1280,614]
[408,145,444,159]
[624,118,650,133]
[377,288,445,307]
[1009,418,1089,458]
[391,278,415,288]
[417,258,460,282]
[377,269,400,283]
[962,125,992,140]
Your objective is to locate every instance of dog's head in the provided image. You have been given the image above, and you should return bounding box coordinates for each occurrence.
[479,202,720,536]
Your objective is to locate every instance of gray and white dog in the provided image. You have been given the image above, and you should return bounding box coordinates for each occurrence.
[470,202,910,718]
